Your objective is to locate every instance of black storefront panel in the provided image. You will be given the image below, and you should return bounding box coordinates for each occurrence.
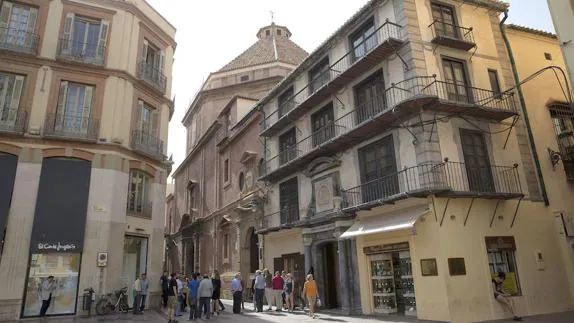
[0,153,18,252]
[30,158,92,253]
[23,158,91,317]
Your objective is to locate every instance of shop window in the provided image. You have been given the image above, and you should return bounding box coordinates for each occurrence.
[448,258,466,276]
[485,236,521,296]
[22,253,81,317]
[127,170,152,217]
[122,235,148,307]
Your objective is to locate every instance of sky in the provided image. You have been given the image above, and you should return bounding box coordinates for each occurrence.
[144,0,555,177]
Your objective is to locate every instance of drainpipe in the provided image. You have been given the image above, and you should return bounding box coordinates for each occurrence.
[500,11,549,206]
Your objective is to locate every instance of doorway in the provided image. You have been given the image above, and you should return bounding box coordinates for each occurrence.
[321,242,340,309]
[249,228,259,273]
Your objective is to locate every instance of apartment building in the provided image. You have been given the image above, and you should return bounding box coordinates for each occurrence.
[167,23,307,294]
[547,0,574,85]
[256,0,573,321]
[0,0,175,319]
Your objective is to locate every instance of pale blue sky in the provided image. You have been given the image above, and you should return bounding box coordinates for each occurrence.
[507,0,554,32]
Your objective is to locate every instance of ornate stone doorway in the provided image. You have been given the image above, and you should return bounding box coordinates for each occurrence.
[248,227,259,273]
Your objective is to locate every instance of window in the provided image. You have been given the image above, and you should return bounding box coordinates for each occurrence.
[128,170,151,216]
[240,75,249,82]
[223,234,229,259]
[485,236,521,296]
[358,136,398,203]
[488,69,502,99]
[61,13,109,63]
[549,106,574,180]
[544,52,552,61]
[186,185,196,212]
[309,58,330,94]
[266,29,270,36]
[279,128,297,165]
[53,81,94,135]
[0,71,25,128]
[431,2,459,39]
[238,172,245,191]
[460,129,494,192]
[442,58,470,103]
[354,70,385,123]
[350,19,377,61]
[223,158,229,183]
[311,103,335,147]
[0,1,38,50]
[142,39,164,75]
[279,177,299,224]
[278,87,295,117]
[448,258,467,276]
[277,29,282,36]
[136,100,159,137]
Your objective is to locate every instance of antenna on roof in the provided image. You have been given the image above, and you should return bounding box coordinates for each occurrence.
[270,10,275,24]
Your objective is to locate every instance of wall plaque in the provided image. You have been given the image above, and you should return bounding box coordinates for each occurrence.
[420,258,438,276]
[314,177,334,213]
[363,242,409,255]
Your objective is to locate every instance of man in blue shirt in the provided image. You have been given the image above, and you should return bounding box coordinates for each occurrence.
[253,270,266,312]
[187,273,201,321]
[231,273,243,314]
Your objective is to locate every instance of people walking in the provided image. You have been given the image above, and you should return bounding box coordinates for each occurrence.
[132,274,143,315]
[176,274,184,317]
[231,272,244,314]
[272,271,284,312]
[39,275,57,317]
[211,270,222,315]
[284,273,294,312]
[263,268,273,311]
[187,273,200,321]
[254,270,265,312]
[251,275,257,311]
[198,274,213,320]
[139,273,149,312]
[303,274,319,319]
[160,271,169,308]
[167,273,178,323]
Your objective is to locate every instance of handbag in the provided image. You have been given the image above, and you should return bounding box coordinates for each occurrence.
[316,298,322,307]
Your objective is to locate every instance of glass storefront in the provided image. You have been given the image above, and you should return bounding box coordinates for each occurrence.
[368,249,416,316]
[121,235,148,306]
[22,253,81,317]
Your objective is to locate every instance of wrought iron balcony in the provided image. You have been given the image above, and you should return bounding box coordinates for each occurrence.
[131,129,164,161]
[0,28,39,54]
[43,113,99,141]
[137,60,167,94]
[261,20,405,137]
[127,200,153,218]
[342,161,522,212]
[57,39,106,65]
[260,76,518,182]
[0,108,27,135]
[256,203,300,234]
[429,20,476,51]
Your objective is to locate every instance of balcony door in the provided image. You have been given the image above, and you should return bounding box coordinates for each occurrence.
[279,177,299,224]
[350,19,377,61]
[358,135,398,203]
[460,129,494,192]
[312,103,335,147]
[279,128,297,165]
[142,39,165,78]
[55,81,93,135]
[278,87,294,118]
[136,100,159,145]
[0,72,24,128]
[0,1,37,49]
[62,13,108,61]
[442,58,470,103]
[431,3,459,39]
[354,71,385,123]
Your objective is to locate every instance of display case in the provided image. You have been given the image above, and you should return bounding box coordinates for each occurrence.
[398,251,416,316]
[369,253,397,314]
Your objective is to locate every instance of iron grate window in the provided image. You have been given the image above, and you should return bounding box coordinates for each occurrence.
[549,105,574,181]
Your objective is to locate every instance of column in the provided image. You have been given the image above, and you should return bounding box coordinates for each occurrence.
[349,238,362,314]
[234,221,241,272]
[303,236,313,275]
[338,239,351,313]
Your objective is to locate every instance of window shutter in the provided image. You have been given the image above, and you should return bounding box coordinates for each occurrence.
[9,76,24,112]
[142,39,149,62]
[0,76,10,112]
[136,99,144,130]
[0,1,12,43]
[97,20,109,60]
[82,86,93,117]
[62,13,75,53]
[150,109,159,137]
[25,7,38,48]
[54,81,68,131]
[159,51,165,76]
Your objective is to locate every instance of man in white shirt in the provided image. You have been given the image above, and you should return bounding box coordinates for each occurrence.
[39,276,57,317]
[132,275,143,315]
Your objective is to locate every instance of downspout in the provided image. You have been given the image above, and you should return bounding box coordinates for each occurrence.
[500,11,549,206]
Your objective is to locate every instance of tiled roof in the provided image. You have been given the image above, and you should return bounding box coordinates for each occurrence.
[506,24,557,39]
[218,29,308,72]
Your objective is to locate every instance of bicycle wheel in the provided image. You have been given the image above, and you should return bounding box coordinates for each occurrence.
[95,298,110,315]
[118,298,129,312]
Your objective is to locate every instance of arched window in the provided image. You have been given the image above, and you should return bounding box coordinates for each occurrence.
[128,170,151,216]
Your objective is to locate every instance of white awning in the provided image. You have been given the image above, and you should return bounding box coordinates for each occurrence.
[340,206,429,239]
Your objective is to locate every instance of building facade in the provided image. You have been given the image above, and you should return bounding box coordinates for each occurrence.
[256,0,573,321]
[547,0,574,85]
[167,23,307,294]
[0,0,175,319]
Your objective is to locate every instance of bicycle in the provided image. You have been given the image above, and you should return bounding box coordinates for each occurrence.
[95,286,129,315]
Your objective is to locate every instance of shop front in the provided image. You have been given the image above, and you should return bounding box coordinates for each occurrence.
[122,235,148,307]
[22,157,92,318]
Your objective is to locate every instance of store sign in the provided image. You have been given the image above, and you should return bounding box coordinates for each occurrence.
[485,236,516,250]
[363,242,409,254]
[37,242,77,252]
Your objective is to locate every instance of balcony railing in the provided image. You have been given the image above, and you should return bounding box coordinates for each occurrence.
[342,161,522,211]
[131,129,164,160]
[127,201,153,218]
[429,19,476,51]
[43,113,100,141]
[261,20,405,136]
[258,203,300,233]
[137,60,167,94]
[261,77,517,180]
[0,27,39,54]
[0,108,27,135]
[57,39,106,65]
